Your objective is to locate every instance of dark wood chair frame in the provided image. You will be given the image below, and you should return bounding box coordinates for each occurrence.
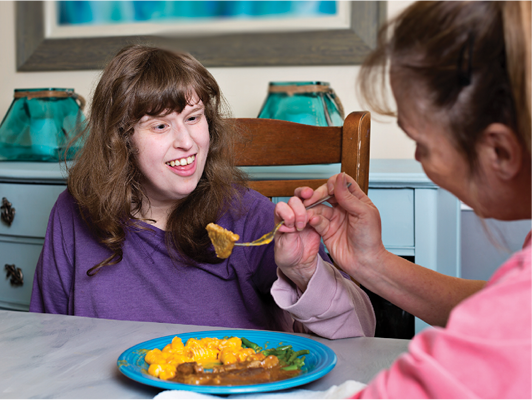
[231,111,371,197]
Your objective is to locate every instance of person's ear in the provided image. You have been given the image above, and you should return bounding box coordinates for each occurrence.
[478,123,523,180]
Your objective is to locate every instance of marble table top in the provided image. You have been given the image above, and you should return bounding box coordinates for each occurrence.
[0,310,410,398]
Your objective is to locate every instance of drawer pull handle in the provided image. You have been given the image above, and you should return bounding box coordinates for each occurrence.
[1,197,16,226]
[5,264,23,287]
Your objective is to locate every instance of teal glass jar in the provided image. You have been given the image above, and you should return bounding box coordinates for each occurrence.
[258,81,344,126]
[0,88,86,162]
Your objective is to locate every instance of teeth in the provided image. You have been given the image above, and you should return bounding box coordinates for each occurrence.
[167,155,195,167]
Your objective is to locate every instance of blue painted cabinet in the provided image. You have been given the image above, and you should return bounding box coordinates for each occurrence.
[0,162,68,311]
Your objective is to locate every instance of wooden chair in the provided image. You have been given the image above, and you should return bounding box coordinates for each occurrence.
[231,111,371,197]
[231,112,405,339]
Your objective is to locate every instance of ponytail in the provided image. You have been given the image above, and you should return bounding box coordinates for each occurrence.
[502,0,532,155]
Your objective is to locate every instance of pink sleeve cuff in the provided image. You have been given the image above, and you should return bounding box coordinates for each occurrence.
[271,256,376,339]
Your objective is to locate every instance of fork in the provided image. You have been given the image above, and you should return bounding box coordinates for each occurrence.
[234,182,352,247]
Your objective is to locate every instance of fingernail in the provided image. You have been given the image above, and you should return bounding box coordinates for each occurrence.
[341,172,347,184]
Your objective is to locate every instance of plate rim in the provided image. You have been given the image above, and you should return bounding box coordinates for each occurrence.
[117,329,337,394]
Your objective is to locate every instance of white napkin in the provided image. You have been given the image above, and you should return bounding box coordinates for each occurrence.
[154,380,366,399]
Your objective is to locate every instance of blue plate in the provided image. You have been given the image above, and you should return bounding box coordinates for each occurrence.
[117,329,337,394]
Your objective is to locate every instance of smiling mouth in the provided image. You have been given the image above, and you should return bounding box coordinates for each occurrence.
[166,155,195,167]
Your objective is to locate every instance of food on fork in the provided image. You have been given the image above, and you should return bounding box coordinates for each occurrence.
[206,183,353,259]
[206,223,239,259]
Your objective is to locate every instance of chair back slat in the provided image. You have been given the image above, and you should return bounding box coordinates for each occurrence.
[230,111,371,198]
[232,118,342,166]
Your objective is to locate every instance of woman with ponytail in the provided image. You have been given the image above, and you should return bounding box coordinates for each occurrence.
[275,1,531,397]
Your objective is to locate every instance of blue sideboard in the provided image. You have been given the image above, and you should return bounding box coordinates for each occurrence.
[0,160,460,333]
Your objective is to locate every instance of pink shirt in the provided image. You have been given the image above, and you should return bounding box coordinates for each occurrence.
[354,235,531,398]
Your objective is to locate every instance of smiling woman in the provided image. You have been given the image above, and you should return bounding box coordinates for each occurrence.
[63,46,241,274]
[131,105,210,229]
[28,44,376,341]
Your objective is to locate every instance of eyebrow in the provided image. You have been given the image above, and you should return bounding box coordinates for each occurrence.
[140,104,204,120]
[186,103,204,112]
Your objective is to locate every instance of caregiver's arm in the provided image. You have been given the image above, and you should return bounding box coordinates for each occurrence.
[304,173,486,327]
[354,250,486,327]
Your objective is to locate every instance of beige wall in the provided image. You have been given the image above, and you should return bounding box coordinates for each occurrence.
[0,1,415,159]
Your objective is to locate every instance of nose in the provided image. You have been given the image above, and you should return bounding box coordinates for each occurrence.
[172,125,194,150]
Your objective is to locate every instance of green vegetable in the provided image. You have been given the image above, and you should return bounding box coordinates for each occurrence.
[241,337,262,352]
[281,364,300,371]
[277,345,292,351]
[240,337,309,371]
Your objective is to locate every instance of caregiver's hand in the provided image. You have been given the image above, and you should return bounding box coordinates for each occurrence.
[307,173,487,328]
[273,193,322,292]
[305,172,387,277]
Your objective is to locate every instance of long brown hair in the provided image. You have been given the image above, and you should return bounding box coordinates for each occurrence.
[359,1,531,171]
[68,45,248,276]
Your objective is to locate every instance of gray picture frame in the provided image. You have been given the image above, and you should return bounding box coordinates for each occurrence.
[16,1,386,71]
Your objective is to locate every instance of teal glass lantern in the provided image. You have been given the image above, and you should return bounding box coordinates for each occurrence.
[0,88,86,162]
[258,81,344,126]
